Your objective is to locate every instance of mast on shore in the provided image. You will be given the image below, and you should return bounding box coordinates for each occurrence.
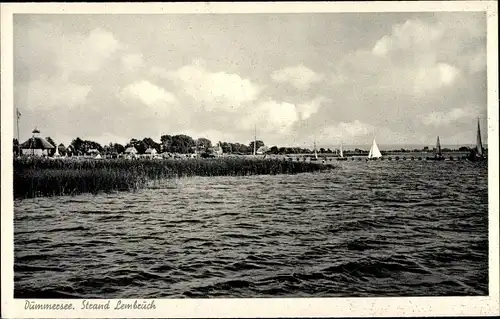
[253,124,257,156]
[16,108,21,156]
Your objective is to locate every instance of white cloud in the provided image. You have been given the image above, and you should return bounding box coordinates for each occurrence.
[296,97,328,120]
[58,28,122,77]
[119,80,177,106]
[271,64,324,90]
[157,60,261,110]
[372,19,445,56]
[243,97,326,135]
[322,120,376,138]
[247,100,299,134]
[421,107,477,126]
[121,53,144,71]
[17,77,91,110]
[413,63,461,94]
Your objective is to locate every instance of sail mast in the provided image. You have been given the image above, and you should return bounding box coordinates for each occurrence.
[436,136,442,157]
[368,138,382,158]
[313,136,318,159]
[340,142,344,158]
[476,118,483,156]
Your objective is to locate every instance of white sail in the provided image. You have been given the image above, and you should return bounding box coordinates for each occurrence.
[367,138,382,158]
[340,143,344,158]
[313,138,318,159]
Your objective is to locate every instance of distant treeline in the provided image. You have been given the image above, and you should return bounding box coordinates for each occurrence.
[13,134,481,157]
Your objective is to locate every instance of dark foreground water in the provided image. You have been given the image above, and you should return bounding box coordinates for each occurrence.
[14,160,488,298]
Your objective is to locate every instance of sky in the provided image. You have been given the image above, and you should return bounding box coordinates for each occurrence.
[13,12,488,149]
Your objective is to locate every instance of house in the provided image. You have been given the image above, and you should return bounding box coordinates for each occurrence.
[87,149,100,157]
[213,144,224,157]
[256,145,269,155]
[145,148,157,158]
[124,146,138,158]
[20,128,55,156]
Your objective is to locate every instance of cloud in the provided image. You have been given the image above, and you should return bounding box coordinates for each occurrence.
[121,53,144,72]
[271,64,324,90]
[296,97,328,120]
[119,80,177,107]
[17,76,91,110]
[413,62,461,94]
[420,107,477,126]
[242,96,326,136]
[13,13,487,148]
[321,120,376,139]
[340,18,470,97]
[155,60,262,111]
[15,21,123,82]
[58,28,122,77]
[372,19,445,57]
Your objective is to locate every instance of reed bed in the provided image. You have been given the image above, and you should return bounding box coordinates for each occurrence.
[14,157,334,199]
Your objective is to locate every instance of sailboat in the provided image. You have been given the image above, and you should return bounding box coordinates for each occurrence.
[337,141,347,161]
[467,118,486,162]
[311,138,319,161]
[428,136,445,161]
[366,138,382,160]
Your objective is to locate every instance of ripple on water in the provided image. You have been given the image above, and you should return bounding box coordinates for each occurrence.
[14,162,488,297]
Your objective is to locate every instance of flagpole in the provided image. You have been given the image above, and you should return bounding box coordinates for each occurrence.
[253,124,257,156]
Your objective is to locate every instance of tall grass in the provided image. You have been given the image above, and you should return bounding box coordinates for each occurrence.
[14,157,334,198]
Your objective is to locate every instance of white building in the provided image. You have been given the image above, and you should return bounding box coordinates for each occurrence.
[20,128,55,156]
[124,146,138,159]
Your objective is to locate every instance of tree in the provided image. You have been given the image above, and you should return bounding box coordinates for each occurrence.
[58,143,66,156]
[270,146,278,154]
[219,142,231,153]
[135,140,148,154]
[169,135,195,154]
[160,134,172,152]
[249,140,265,153]
[71,137,84,155]
[114,143,125,154]
[319,148,325,153]
[197,138,212,152]
[46,137,56,156]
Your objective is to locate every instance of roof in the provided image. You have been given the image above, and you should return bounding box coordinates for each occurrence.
[124,146,138,153]
[145,148,157,153]
[257,145,269,153]
[20,137,55,149]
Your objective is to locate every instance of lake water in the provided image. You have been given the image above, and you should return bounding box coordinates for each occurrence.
[14,160,488,298]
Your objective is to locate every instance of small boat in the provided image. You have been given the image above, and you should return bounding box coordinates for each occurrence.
[311,138,319,161]
[428,136,445,161]
[337,141,347,161]
[467,118,486,162]
[366,138,382,160]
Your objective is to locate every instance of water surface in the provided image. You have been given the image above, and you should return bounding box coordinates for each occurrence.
[14,160,488,298]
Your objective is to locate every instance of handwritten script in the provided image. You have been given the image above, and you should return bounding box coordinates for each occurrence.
[25,300,156,311]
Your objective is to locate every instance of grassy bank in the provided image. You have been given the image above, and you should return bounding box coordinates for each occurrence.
[14,157,334,199]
